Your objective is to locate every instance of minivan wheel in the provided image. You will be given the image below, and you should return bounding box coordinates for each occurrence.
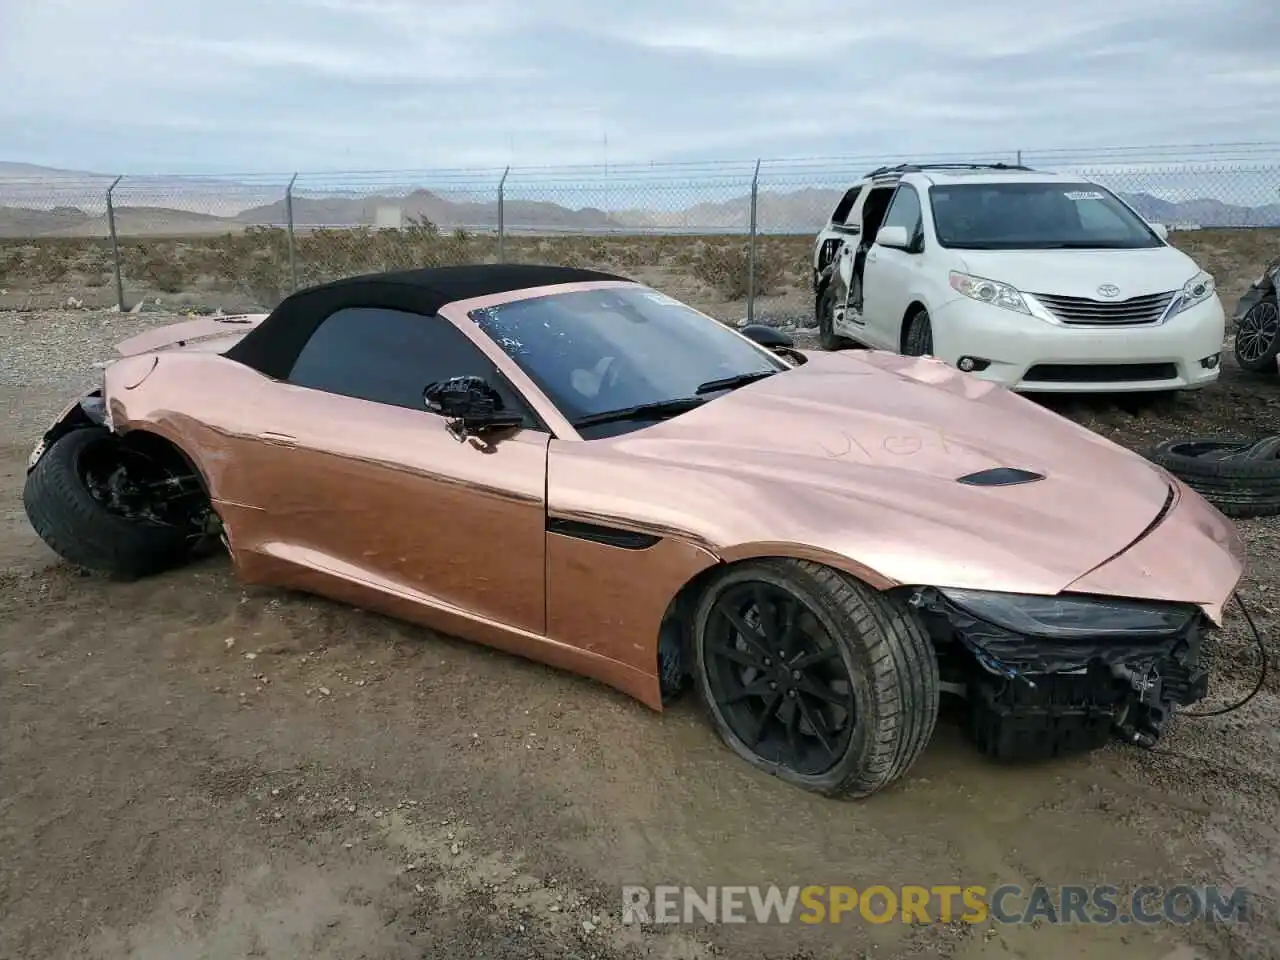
[818,285,854,351]
[903,308,933,357]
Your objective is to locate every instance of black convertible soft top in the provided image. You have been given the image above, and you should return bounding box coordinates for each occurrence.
[223,263,630,380]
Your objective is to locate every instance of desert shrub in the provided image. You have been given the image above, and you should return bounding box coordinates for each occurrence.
[78,245,111,287]
[690,240,784,299]
[757,235,811,288]
[608,241,645,270]
[293,217,482,285]
[139,254,192,293]
[0,246,23,286]
[30,243,72,283]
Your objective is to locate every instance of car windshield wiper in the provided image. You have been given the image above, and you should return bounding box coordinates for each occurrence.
[694,370,778,395]
[571,397,708,428]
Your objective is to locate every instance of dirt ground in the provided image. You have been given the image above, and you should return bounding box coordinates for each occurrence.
[1,302,1279,960]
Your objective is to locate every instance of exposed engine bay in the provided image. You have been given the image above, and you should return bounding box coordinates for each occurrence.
[907,586,1211,759]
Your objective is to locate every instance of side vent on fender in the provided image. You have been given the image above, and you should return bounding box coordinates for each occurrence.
[546,517,661,550]
[956,467,1045,487]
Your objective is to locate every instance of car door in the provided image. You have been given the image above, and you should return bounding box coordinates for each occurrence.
[861,183,928,349]
[244,306,550,636]
[815,184,864,280]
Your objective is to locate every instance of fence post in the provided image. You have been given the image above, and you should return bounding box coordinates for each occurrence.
[497,166,510,262]
[106,175,125,312]
[747,159,761,323]
[285,173,298,291]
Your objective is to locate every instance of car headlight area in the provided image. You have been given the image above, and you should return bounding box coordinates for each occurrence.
[905,586,1209,758]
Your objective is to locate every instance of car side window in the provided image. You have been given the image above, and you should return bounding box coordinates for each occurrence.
[287,306,538,426]
[881,185,924,245]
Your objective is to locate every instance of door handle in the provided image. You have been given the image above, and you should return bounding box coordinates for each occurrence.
[867,253,878,263]
[259,431,297,447]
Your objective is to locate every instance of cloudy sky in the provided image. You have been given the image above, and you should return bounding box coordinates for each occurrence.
[1,0,1275,174]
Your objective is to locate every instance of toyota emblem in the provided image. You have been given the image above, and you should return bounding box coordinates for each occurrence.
[1096,284,1121,298]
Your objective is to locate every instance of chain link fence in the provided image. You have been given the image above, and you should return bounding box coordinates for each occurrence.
[2,144,1279,320]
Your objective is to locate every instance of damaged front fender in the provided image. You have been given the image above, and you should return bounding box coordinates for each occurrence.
[26,390,108,472]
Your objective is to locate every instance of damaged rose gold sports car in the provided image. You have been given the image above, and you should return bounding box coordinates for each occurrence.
[23,264,1246,798]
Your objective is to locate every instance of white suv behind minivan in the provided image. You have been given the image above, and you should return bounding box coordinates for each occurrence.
[811,163,1224,392]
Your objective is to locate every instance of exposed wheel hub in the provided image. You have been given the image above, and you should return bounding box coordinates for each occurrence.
[79,437,208,532]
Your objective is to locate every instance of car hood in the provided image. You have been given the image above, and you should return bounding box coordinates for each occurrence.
[954,247,1198,299]
[549,350,1243,614]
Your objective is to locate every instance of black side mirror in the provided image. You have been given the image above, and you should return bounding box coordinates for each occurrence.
[424,376,523,442]
[739,323,794,349]
[739,323,806,364]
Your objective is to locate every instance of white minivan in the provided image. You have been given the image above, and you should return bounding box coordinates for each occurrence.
[812,164,1224,392]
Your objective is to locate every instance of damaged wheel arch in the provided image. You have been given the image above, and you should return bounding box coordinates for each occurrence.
[27,390,109,473]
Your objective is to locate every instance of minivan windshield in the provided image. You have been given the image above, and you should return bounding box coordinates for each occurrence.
[469,286,786,432]
[928,181,1164,250]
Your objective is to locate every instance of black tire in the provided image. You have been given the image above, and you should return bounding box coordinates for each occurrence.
[1147,436,1280,519]
[903,307,933,357]
[816,283,853,351]
[691,559,939,799]
[1233,298,1279,374]
[22,427,192,579]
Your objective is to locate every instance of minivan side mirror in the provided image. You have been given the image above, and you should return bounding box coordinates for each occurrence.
[1150,222,1169,241]
[424,375,523,441]
[876,225,911,249]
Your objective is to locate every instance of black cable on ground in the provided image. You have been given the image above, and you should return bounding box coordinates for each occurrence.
[1181,590,1269,719]
[1132,589,1273,782]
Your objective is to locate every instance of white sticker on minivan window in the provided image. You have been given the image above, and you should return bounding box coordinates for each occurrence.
[1064,190,1106,201]
[641,291,681,306]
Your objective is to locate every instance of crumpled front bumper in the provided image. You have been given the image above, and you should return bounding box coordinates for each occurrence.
[911,585,1212,757]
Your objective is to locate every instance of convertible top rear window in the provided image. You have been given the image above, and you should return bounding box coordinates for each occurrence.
[223,263,624,380]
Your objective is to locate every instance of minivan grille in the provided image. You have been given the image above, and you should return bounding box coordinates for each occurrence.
[1032,290,1176,326]
[1023,362,1178,383]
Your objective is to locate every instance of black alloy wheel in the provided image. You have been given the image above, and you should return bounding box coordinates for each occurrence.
[701,579,856,776]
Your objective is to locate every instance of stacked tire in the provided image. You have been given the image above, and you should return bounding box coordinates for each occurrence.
[1147,437,1280,519]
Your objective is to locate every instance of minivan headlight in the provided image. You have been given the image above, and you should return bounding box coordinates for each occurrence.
[1168,271,1215,317]
[948,271,1031,315]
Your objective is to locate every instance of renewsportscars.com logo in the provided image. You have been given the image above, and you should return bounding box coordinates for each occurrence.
[620,884,1253,926]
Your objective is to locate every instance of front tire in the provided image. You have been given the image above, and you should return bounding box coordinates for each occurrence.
[903,307,933,357]
[692,560,939,799]
[817,285,853,351]
[23,427,194,579]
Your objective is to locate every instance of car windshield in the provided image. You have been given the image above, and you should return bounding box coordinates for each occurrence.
[469,286,786,430]
[928,181,1164,250]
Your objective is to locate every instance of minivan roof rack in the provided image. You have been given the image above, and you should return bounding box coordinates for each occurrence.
[864,162,1035,178]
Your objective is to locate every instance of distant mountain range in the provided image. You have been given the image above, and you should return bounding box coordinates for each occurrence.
[2,162,1278,237]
